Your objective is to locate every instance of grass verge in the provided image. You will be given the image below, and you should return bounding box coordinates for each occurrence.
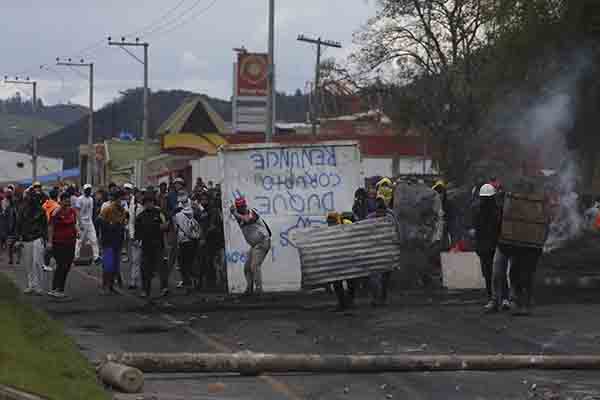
[0,273,109,400]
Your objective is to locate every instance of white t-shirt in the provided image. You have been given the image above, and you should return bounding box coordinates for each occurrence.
[76,195,94,224]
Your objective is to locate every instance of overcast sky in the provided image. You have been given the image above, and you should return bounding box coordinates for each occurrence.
[0,0,376,109]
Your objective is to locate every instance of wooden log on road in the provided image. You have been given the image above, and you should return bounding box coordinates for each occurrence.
[106,352,600,374]
[98,361,144,393]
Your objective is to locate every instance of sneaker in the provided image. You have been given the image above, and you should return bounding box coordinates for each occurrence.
[160,288,169,297]
[483,300,498,314]
[33,289,45,296]
[42,264,54,272]
[47,290,58,297]
[94,257,103,266]
[176,281,185,288]
[501,299,511,311]
[54,291,67,299]
[140,291,148,298]
[23,287,34,294]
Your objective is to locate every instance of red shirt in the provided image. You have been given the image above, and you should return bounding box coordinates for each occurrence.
[51,207,77,245]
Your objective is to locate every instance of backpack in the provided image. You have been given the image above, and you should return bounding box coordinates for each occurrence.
[252,208,272,238]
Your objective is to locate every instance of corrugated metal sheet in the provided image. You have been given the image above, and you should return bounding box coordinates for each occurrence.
[291,217,401,288]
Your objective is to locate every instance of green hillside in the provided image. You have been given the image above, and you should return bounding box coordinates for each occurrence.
[0,113,62,151]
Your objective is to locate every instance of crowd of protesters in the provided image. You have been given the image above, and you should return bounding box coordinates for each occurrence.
[0,171,550,316]
[0,177,226,300]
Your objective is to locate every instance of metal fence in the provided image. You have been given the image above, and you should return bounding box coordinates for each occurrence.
[291,217,402,288]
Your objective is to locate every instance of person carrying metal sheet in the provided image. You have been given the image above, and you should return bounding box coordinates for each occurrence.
[326,212,357,311]
[230,197,271,295]
[488,181,548,316]
[367,197,397,306]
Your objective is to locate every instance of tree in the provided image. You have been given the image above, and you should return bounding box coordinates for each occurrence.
[352,0,493,181]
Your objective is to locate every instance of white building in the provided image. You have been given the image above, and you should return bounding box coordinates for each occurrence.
[0,150,63,184]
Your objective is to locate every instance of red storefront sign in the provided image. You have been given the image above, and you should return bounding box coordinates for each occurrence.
[237,53,268,97]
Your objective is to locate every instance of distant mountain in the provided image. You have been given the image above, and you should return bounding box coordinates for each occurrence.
[38,88,311,168]
[0,95,87,151]
[0,113,62,151]
[39,104,88,126]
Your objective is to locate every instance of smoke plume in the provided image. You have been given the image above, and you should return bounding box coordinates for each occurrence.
[485,49,592,251]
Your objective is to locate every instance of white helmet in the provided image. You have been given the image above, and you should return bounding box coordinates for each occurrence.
[83,184,93,190]
[479,183,497,197]
[123,183,134,190]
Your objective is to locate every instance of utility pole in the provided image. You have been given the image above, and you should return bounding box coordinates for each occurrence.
[266,0,275,142]
[108,36,149,184]
[297,35,342,136]
[56,58,94,185]
[4,76,38,181]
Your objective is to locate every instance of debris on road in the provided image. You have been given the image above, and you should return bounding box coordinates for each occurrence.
[105,352,600,374]
[98,361,144,393]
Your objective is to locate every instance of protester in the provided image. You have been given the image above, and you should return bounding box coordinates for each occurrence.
[194,177,207,193]
[16,183,48,295]
[42,189,60,221]
[173,196,202,292]
[0,190,15,260]
[2,189,19,265]
[376,178,394,207]
[366,185,378,215]
[157,182,168,212]
[168,177,188,214]
[192,191,211,289]
[230,197,271,295]
[352,188,369,221]
[127,189,144,290]
[74,184,101,264]
[368,197,397,305]
[47,193,79,298]
[208,189,226,290]
[135,191,169,298]
[97,190,127,295]
[327,212,356,310]
[474,184,501,310]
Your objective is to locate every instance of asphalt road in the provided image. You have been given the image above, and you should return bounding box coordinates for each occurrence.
[4,255,600,400]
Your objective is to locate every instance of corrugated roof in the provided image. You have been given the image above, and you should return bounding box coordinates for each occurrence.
[156,96,226,136]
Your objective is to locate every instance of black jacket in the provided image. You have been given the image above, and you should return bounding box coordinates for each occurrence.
[135,207,165,248]
[474,198,501,255]
[16,198,47,242]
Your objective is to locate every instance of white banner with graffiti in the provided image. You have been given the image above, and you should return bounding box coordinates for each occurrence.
[219,141,361,293]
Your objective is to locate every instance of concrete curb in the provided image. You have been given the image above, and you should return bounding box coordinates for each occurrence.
[0,385,46,400]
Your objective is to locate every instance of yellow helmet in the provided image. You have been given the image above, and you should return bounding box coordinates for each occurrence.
[376,177,393,188]
[432,180,447,191]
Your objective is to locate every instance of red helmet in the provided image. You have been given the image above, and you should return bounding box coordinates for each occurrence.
[235,197,247,208]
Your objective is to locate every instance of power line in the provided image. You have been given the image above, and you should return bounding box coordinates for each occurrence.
[126,0,189,37]
[149,0,218,40]
[142,0,213,38]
